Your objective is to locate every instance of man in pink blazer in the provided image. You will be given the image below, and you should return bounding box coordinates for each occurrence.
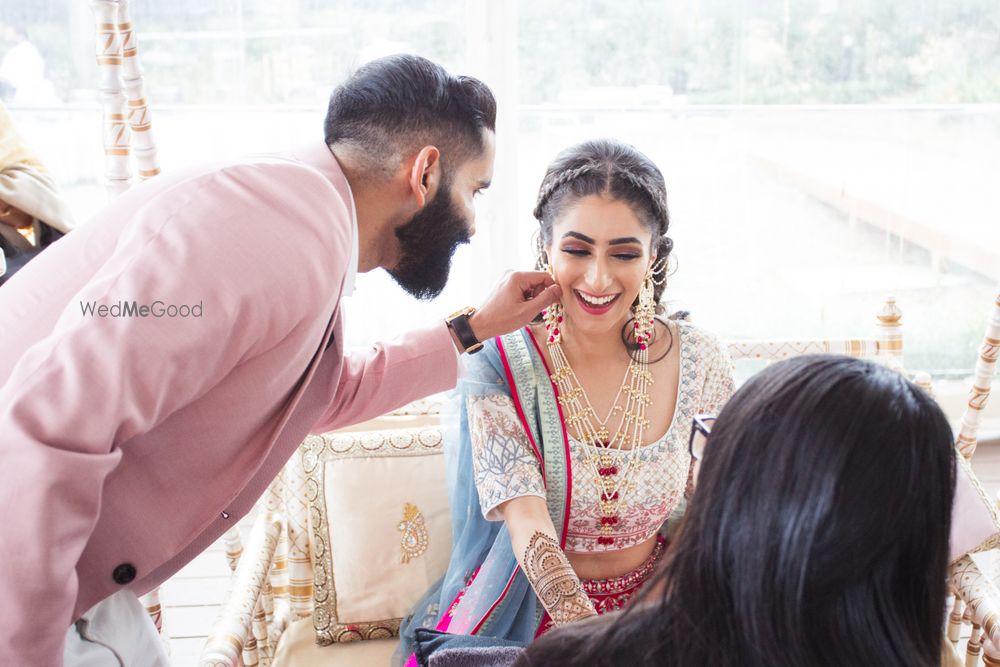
[0,55,560,665]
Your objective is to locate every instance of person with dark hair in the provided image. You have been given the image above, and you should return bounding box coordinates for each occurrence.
[397,139,735,665]
[515,354,957,667]
[0,54,560,666]
[323,54,501,299]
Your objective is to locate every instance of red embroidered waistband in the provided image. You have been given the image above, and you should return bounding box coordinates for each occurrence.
[581,534,667,596]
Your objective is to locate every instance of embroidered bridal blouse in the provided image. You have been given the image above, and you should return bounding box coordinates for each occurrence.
[468,321,736,553]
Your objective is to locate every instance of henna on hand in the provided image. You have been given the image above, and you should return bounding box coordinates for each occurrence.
[523,531,597,625]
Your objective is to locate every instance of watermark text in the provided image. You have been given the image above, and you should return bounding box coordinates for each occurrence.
[79,300,204,318]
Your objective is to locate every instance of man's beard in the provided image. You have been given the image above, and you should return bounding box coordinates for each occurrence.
[387,176,472,300]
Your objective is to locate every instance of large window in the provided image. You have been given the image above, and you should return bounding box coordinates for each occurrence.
[3,0,998,376]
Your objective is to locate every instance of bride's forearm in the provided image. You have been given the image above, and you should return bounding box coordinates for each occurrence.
[498,496,597,625]
[523,531,597,624]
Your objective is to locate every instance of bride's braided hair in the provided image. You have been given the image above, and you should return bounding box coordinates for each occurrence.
[534,139,673,307]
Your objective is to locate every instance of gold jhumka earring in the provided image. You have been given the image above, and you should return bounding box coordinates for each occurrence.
[538,249,564,344]
[631,257,667,349]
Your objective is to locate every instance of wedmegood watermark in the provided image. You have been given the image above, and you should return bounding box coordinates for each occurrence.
[79,300,204,318]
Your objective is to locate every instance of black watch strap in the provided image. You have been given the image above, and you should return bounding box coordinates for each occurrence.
[446,307,484,354]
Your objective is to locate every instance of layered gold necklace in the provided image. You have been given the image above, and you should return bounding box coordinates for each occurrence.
[543,313,654,547]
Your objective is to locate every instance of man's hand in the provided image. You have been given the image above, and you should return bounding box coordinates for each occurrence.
[469,270,562,343]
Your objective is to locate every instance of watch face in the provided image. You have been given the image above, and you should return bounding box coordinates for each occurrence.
[446,308,481,353]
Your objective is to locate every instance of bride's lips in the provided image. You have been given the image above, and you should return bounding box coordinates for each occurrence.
[573,289,621,315]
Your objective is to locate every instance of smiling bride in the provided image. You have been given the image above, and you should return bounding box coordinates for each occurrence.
[398,139,736,663]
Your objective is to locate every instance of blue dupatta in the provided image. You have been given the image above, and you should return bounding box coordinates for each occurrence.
[396,327,572,663]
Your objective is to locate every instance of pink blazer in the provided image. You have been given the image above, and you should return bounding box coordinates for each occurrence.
[0,143,459,664]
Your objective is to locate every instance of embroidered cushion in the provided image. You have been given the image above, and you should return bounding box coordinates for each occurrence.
[303,426,453,644]
[273,616,397,665]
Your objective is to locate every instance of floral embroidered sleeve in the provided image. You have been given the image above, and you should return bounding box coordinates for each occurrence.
[684,328,737,499]
[699,333,736,415]
[467,393,547,521]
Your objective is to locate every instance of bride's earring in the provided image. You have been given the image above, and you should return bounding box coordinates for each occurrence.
[538,250,564,345]
[632,258,666,350]
[535,245,549,272]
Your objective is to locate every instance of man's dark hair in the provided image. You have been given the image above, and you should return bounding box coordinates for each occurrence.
[324,54,496,177]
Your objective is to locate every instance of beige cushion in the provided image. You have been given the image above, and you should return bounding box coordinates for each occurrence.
[950,451,1000,563]
[273,616,398,667]
[304,426,453,644]
[335,394,446,433]
[336,412,443,433]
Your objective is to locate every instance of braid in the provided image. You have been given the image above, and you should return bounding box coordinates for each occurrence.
[533,162,602,221]
[613,167,669,235]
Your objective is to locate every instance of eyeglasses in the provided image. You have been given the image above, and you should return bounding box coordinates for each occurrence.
[688,414,716,461]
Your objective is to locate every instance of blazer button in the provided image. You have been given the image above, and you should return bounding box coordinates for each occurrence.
[112,563,136,585]
[221,511,230,519]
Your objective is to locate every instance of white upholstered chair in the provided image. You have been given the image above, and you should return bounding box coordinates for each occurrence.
[195,295,921,665]
[945,286,1000,666]
[198,417,449,667]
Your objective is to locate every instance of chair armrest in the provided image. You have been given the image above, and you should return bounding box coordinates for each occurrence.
[198,511,286,667]
[950,554,1000,664]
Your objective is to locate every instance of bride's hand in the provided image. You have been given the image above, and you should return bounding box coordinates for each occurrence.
[470,270,562,342]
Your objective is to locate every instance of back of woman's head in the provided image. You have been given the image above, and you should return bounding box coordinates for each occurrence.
[675,354,956,666]
[519,355,955,667]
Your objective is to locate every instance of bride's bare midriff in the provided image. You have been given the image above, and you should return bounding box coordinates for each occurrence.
[567,534,658,580]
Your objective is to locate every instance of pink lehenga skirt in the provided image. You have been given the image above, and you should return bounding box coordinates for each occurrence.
[536,534,667,637]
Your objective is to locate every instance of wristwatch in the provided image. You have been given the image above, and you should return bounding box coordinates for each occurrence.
[446,306,484,354]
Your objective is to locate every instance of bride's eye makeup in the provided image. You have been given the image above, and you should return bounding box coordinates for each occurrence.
[560,246,643,261]
[557,233,646,261]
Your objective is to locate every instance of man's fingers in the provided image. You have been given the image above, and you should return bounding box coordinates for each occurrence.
[510,269,556,300]
[522,282,553,299]
[526,284,561,310]
[513,270,557,289]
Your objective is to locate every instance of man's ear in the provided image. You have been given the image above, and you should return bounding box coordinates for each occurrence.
[408,145,441,208]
